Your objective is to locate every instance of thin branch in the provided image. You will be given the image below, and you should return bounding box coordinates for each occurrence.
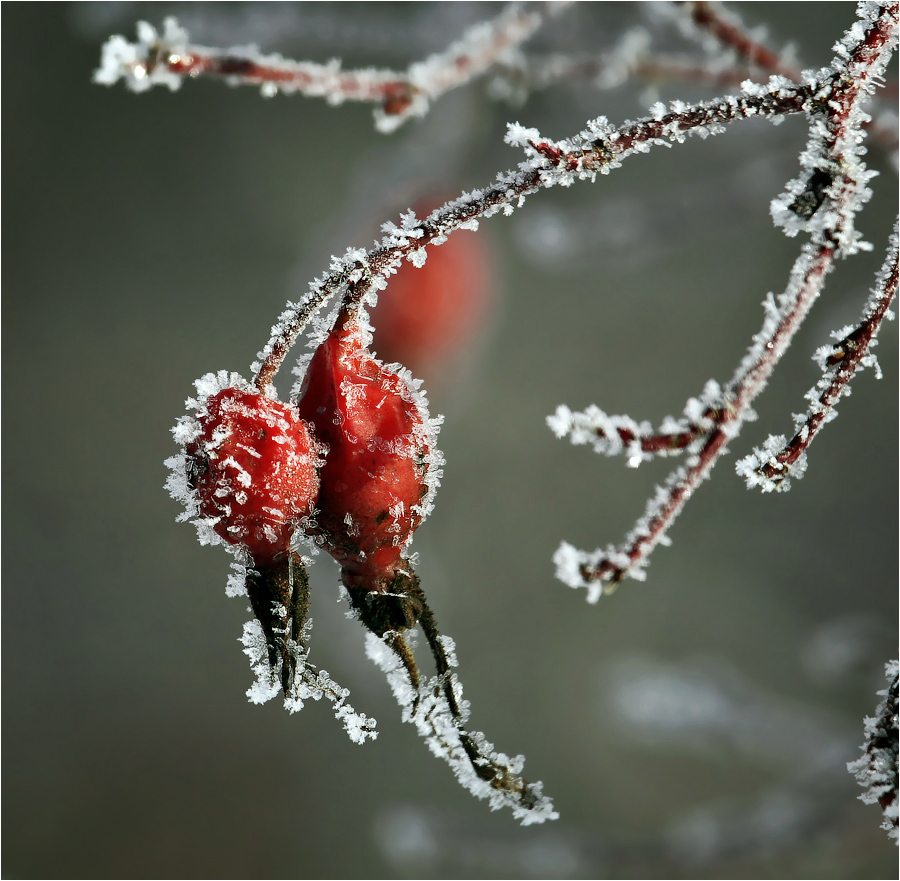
[93,5,556,133]
[547,383,727,467]
[679,0,898,158]
[738,220,899,492]
[681,1,790,73]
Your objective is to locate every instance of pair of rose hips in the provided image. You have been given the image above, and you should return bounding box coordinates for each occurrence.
[182,312,436,636]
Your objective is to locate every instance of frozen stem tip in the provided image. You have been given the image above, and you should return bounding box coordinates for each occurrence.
[94,18,188,93]
[357,564,559,823]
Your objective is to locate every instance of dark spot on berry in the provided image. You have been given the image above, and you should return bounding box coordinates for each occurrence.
[186,452,209,490]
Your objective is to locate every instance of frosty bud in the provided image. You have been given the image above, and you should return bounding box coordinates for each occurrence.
[184,386,320,562]
[296,315,441,607]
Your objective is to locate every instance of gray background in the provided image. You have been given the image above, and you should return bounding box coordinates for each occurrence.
[4,3,897,878]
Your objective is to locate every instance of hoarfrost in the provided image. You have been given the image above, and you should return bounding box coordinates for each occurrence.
[94,18,187,93]
[847,660,899,843]
[406,248,428,268]
[365,632,558,825]
[241,615,377,743]
[241,618,281,705]
[735,436,806,493]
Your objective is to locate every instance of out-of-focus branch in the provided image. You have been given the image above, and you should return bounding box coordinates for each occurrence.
[507,49,760,93]
[93,5,557,132]
[680,1,791,73]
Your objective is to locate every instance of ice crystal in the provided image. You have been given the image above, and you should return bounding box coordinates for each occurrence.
[240,616,377,743]
[848,661,899,843]
[94,18,188,93]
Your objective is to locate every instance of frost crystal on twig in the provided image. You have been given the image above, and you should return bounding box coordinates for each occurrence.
[848,661,899,843]
[242,618,377,744]
[547,379,726,467]
[737,220,899,492]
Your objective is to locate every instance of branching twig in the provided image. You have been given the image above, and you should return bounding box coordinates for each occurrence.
[678,0,899,157]
[550,2,897,598]
[738,220,899,492]
[252,77,830,390]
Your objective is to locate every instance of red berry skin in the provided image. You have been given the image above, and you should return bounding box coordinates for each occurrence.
[370,198,494,376]
[185,388,319,563]
[296,318,435,589]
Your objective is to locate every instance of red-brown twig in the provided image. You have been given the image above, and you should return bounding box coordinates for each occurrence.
[738,219,899,492]
[679,0,898,157]
[93,5,554,132]
[681,1,791,73]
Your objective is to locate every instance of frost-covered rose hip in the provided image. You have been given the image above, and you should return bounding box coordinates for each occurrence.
[179,377,320,562]
[166,372,329,702]
[296,314,442,624]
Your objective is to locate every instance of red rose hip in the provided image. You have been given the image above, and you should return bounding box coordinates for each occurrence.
[184,383,320,562]
[296,313,442,620]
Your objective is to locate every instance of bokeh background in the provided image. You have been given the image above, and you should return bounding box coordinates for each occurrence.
[4,3,897,878]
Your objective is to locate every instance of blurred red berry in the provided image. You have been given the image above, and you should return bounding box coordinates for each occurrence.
[370,198,494,376]
[185,387,320,562]
[296,316,439,591]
